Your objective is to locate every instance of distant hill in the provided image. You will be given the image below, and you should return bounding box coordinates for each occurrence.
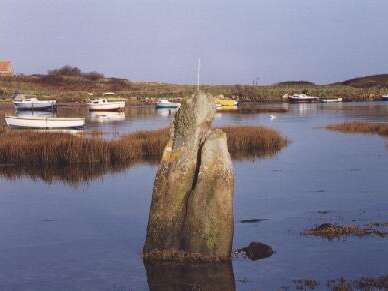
[275,81,316,86]
[334,74,388,88]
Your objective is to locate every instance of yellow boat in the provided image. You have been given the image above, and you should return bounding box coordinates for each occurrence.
[215,99,238,107]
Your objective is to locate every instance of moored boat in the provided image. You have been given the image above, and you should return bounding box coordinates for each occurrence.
[215,99,238,107]
[288,94,320,103]
[382,95,388,101]
[87,98,126,111]
[13,95,56,111]
[5,116,85,129]
[320,97,343,103]
[155,99,181,109]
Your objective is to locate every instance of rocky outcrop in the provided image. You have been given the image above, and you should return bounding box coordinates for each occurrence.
[143,92,234,262]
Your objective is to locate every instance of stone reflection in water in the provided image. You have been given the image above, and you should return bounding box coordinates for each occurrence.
[144,261,235,291]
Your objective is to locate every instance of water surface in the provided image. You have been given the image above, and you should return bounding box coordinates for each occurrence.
[1,102,388,290]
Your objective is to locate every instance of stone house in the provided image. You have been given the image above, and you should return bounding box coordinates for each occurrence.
[0,60,14,76]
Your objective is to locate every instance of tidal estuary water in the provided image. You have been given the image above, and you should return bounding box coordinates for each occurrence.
[1,102,388,290]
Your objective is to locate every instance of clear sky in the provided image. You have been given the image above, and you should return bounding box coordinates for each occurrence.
[1,0,388,85]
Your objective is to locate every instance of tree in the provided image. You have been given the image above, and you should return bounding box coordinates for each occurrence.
[48,65,81,76]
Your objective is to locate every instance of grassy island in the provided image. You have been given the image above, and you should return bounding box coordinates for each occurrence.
[326,122,388,137]
[0,126,288,169]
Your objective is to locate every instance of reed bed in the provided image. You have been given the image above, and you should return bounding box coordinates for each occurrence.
[326,122,388,137]
[0,126,287,169]
[303,223,388,239]
[222,126,288,158]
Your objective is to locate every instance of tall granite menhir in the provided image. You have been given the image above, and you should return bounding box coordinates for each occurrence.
[143,92,234,261]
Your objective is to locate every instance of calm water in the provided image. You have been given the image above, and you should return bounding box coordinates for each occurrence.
[1,102,388,290]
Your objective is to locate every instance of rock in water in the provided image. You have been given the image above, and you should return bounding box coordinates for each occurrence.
[239,242,274,261]
[143,92,234,262]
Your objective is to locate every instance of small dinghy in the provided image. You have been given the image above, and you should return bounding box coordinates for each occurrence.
[87,98,126,111]
[155,99,181,109]
[5,116,85,129]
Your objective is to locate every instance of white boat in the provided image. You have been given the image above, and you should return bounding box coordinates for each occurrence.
[382,95,388,101]
[288,94,320,103]
[13,97,56,111]
[87,98,126,111]
[5,116,85,129]
[320,97,343,103]
[155,99,181,109]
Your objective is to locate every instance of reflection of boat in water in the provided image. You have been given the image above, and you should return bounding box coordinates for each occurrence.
[13,94,57,111]
[291,102,318,115]
[16,110,55,117]
[87,98,126,111]
[5,115,85,129]
[89,111,126,123]
[288,94,319,103]
[155,99,181,109]
[216,105,238,111]
[155,108,179,117]
[320,97,343,103]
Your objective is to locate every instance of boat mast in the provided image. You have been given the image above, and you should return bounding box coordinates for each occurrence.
[197,58,201,92]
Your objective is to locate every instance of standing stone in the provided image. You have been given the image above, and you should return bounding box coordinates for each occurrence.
[182,129,234,259]
[143,92,234,262]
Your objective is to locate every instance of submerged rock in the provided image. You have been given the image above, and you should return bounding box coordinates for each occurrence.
[143,92,234,262]
[239,218,268,224]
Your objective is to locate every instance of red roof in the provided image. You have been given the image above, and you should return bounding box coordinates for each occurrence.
[0,60,13,73]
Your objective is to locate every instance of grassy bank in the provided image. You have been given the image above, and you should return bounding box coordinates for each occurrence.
[0,126,288,169]
[2,73,388,103]
[326,122,388,137]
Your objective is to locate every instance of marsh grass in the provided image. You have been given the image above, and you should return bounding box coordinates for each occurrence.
[303,223,388,239]
[326,122,388,137]
[222,126,288,158]
[327,276,388,291]
[0,126,288,170]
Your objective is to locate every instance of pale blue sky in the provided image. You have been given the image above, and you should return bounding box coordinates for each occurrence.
[1,0,388,84]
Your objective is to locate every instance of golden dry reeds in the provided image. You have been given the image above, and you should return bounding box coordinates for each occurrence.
[222,126,288,158]
[326,122,388,137]
[0,126,287,168]
[303,223,388,239]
